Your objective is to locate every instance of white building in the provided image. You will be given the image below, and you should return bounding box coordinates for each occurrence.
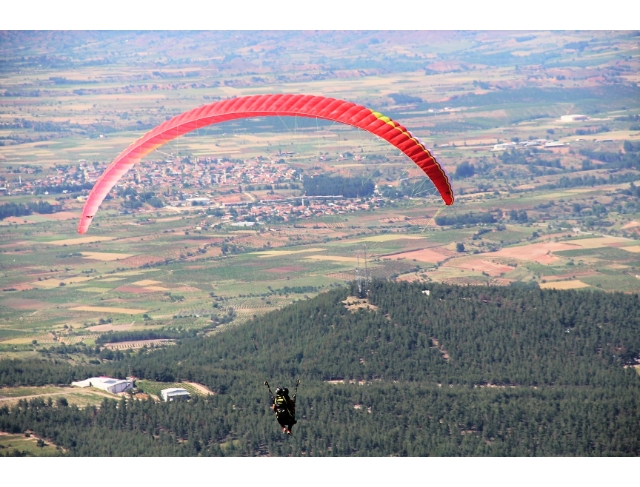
[161,388,191,402]
[231,221,259,227]
[560,114,589,122]
[491,142,517,151]
[545,141,566,147]
[187,197,210,206]
[71,376,134,394]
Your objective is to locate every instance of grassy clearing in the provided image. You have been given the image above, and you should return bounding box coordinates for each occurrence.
[580,274,640,292]
[565,236,634,249]
[555,247,636,260]
[0,386,62,398]
[525,263,574,276]
[0,329,30,342]
[426,229,478,244]
[0,433,61,456]
[253,247,327,258]
[0,386,114,409]
[503,266,535,281]
[77,287,110,293]
[482,229,533,242]
[47,237,116,246]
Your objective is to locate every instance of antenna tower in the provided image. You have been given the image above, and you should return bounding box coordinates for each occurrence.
[356,249,362,297]
[355,244,370,298]
[364,244,369,294]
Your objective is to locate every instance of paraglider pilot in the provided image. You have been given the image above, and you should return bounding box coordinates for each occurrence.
[265,381,298,435]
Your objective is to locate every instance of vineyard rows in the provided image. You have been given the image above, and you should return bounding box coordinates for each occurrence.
[59,334,99,345]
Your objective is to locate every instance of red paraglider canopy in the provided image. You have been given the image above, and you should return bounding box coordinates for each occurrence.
[78,94,454,234]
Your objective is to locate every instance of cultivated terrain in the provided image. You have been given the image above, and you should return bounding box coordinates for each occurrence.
[0,31,639,456]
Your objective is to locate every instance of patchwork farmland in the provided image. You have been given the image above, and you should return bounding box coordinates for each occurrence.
[1,30,639,361]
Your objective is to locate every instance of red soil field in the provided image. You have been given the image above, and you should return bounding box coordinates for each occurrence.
[393,248,449,263]
[0,298,49,310]
[487,242,581,264]
[216,194,249,204]
[444,259,514,276]
[257,194,286,201]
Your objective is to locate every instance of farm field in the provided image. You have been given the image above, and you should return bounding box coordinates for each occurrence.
[1,190,639,353]
[0,385,120,408]
[1,30,639,360]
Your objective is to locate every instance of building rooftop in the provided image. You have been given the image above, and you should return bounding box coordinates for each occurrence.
[161,388,190,394]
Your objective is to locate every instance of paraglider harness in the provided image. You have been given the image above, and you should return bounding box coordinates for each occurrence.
[265,380,299,427]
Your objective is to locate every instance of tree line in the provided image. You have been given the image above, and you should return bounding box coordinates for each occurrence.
[94,329,196,346]
[579,145,640,171]
[0,201,57,220]
[435,212,497,226]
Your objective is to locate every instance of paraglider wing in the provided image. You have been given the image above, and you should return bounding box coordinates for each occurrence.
[78,94,454,234]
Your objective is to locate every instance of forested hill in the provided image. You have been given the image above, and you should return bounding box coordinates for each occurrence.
[1,282,639,456]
